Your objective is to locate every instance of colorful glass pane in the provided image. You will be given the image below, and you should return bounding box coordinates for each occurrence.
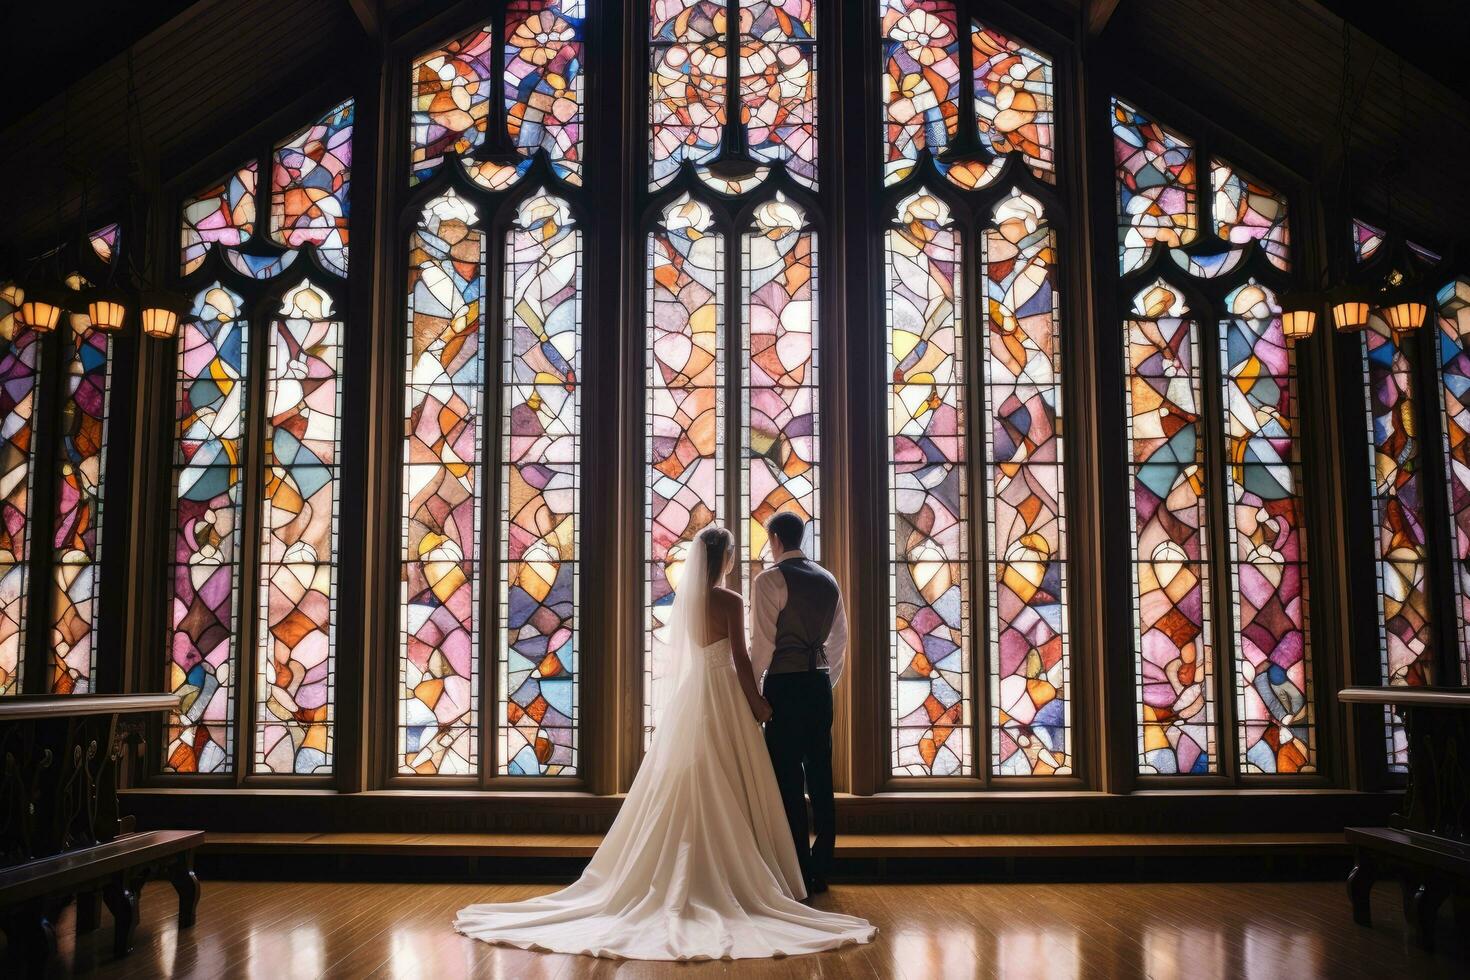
[499,193,581,776]
[1211,159,1289,272]
[971,25,1053,183]
[1352,219,1385,264]
[271,99,353,276]
[1222,283,1314,773]
[742,196,819,590]
[645,195,724,740]
[1437,279,1470,684]
[982,192,1069,776]
[255,283,342,774]
[881,0,959,186]
[180,164,257,277]
[410,24,495,184]
[89,223,120,264]
[1126,282,1215,774]
[886,192,969,776]
[1361,311,1432,769]
[1113,99,1197,275]
[649,3,727,189]
[0,284,39,697]
[165,285,248,773]
[401,193,484,775]
[506,1,585,186]
[740,0,816,188]
[49,313,111,695]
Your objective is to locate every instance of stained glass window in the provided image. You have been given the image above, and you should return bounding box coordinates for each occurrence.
[1438,279,1470,684]
[1359,307,1431,768]
[88,223,120,265]
[1113,97,1313,776]
[1113,98,1197,276]
[272,99,354,276]
[181,164,258,277]
[645,195,724,738]
[880,4,1054,192]
[165,285,247,773]
[887,191,969,776]
[650,0,818,191]
[742,195,819,590]
[168,104,352,774]
[499,193,581,776]
[1222,283,1313,773]
[255,282,342,774]
[49,306,111,695]
[0,284,39,697]
[1126,282,1214,774]
[401,192,484,776]
[983,191,1069,776]
[411,4,585,191]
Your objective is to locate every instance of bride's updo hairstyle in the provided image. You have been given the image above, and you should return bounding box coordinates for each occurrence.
[698,526,734,586]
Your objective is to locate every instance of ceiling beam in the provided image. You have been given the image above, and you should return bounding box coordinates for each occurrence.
[1088,0,1122,37]
[347,0,380,39]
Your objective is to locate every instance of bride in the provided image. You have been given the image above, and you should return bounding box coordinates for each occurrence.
[455,525,876,960]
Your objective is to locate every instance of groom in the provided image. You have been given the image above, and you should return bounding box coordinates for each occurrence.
[750,512,847,896]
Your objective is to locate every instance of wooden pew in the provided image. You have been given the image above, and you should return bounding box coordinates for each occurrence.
[0,694,200,974]
[1340,687,1470,952]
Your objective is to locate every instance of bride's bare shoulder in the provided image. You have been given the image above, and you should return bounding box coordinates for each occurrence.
[710,586,743,608]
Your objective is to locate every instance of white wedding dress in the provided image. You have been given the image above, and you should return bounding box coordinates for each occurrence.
[454,537,876,960]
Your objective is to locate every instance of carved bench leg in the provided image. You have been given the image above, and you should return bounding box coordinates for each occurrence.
[1347,855,1375,927]
[1407,883,1446,953]
[76,889,103,933]
[102,877,139,958]
[170,854,201,929]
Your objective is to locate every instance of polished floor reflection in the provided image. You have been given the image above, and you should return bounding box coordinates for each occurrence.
[28,878,1465,978]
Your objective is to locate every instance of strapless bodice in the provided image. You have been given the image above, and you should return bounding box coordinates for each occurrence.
[693,636,733,670]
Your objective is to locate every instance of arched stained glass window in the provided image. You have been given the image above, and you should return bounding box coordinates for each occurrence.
[642,0,822,743]
[1113,97,1314,775]
[1438,278,1470,686]
[0,283,40,697]
[165,99,354,774]
[880,2,1067,779]
[50,283,113,695]
[398,3,586,778]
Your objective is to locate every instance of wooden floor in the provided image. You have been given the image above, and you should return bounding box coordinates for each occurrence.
[20,877,1465,979]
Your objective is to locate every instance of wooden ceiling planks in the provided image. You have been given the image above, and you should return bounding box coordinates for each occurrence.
[0,0,1465,265]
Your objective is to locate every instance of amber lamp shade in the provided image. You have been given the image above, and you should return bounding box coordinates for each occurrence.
[1382,300,1427,333]
[139,289,190,340]
[1332,299,1371,333]
[18,279,67,333]
[1281,308,1316,341]
[86,287,130,332]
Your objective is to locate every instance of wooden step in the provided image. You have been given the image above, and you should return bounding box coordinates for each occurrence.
[200,831,1349,859]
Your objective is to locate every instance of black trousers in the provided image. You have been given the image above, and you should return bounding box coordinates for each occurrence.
[763,670,835,882]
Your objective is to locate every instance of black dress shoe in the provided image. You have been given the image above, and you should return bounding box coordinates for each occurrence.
[807,875,829,895]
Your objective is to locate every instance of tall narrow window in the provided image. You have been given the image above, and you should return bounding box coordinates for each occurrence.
[880,2,1067,778]
[1125,283,1213,774]
[257,282,343,774]
[401,193,484,776]
[166,99,353,774]
[646,196,725,737]
[1439,278,1470,684]
[0,284,40,696]
[499,193,581,776]
[887,192,968,776]
[1113,98,1314,775]
[168,285,248,773]
[642,0,822,742]
[398,4,585,777]
[49,301,113,694]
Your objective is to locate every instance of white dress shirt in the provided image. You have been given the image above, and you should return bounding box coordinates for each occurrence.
[750,550,848,689]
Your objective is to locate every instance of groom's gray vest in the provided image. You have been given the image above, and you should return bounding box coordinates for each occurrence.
[768,557,840,675]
